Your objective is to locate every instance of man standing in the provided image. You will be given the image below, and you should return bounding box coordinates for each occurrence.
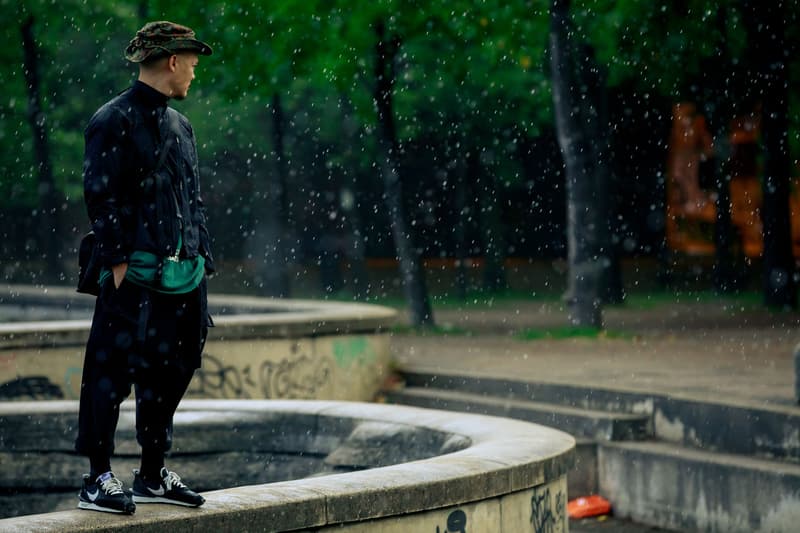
[76,21,215,514]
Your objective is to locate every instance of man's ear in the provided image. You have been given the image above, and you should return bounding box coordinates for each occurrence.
[167,54,178,72]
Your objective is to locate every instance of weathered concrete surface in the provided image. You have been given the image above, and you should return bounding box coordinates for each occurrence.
[311,477,568,532]
[0,400,575,532]
[385,385,652,441]
[571,440,599,497]
[400,370,800,463]
[388,300,800,532]
[794,342,800,405]
[598,440,800,533]
[0,286,396,402]
[390,370,800,532]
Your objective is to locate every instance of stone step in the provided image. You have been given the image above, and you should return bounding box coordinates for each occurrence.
[399,369,800,464]
[401,370,644,411]
[597,439,800,533]
[383,387,652,442]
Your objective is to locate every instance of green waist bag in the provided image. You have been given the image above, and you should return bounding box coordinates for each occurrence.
[104,250,205,294]
[129,232,205,294]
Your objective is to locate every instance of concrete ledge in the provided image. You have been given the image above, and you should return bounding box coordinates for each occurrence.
[0,285,397,349]
[0,400,575,532]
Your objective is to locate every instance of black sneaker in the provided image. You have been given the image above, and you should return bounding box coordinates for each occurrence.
[77,472,136,514]
[132,468,205,507]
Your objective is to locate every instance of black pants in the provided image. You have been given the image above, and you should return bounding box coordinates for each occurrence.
[75,277,208,457]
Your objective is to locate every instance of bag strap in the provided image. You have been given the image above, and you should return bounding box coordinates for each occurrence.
[157,108,181,211]
[155,107,178,172]
[156,107,184,264]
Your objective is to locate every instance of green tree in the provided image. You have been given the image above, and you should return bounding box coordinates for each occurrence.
[1,1,137,281]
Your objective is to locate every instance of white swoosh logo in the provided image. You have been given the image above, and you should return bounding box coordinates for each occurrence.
[149,485,166,496]
[87,489,99,502]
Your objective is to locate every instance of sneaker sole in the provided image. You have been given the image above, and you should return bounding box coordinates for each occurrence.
[132,494,204,507]
[78,501,135,514]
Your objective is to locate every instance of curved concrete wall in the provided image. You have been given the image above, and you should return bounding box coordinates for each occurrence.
[0,285,396,402]
[0,400,575,532]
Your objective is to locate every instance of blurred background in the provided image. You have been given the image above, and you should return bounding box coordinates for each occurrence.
[2,0,799,325]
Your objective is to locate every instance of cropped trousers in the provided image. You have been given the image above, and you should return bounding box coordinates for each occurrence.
[75,277,208,457]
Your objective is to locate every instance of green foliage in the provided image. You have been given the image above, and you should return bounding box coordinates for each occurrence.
[574,0,731,96]
[0,0,137,208]
[2,0,799,213]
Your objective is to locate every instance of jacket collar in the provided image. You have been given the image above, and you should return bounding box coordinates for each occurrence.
[130,80,169,109]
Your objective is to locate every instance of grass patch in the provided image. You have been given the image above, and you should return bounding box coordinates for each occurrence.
[426,289,563,308]
[515,326,631,341]
[390,323,472,336]
[620,289,762,310]
[323,286,771,317]
[325,289,562,310]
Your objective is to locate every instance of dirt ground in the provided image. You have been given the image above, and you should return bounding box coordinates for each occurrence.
[390,298,800,410]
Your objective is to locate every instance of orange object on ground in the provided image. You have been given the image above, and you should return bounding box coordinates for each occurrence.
[568,495,612,519]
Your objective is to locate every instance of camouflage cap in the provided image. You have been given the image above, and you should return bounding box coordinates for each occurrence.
[125,21,212,63]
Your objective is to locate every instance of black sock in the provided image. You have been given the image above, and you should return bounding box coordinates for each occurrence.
[89,453,111,481]
[140,447,165,481]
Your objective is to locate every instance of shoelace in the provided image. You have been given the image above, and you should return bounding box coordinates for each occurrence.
[163,470,187,491]
[100,475,125,496]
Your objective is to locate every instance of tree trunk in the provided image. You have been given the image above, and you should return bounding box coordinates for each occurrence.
[453,147,469,301]
[374,21,434,326]
[578,43,622,304]
[341,173,371,299]
[473,150,508,294]
[743,0,797,308]
[21,16,59,273]
[337,95,371,299]
[249,94,291,297]
[703,10,741,294]
[549,0,604,327]
[706,109,738,293]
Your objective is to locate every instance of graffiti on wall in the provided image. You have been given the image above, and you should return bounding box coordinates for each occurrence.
[188,342,331,399]
[1,340,336,401]
[187,352,253,398]
[260,352,331,398]
[530,485,566,533]
[0,376,64,400]
[435,509,467,533]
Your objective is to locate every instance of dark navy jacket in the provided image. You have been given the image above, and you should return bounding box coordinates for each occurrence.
[83,81,214,273]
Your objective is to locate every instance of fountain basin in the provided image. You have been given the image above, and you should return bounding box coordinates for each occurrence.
[0,399,574,532]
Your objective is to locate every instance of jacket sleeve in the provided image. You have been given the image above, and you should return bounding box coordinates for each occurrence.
[188,124,216,275]
[83,108,131,268]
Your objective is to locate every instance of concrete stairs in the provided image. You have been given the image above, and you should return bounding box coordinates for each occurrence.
[382,369,800,533]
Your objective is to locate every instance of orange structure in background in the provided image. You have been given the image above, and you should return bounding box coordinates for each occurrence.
[666,102,800,259]
[666,103,716,256]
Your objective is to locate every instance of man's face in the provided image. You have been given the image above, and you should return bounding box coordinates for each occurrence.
[170,52,198,100]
